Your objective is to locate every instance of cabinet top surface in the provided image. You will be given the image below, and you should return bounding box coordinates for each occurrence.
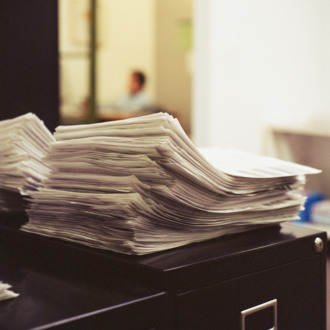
[0,221,327,294]
[115,223,326,270]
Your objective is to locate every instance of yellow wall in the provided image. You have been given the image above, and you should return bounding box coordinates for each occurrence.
[155,0,192,134]
[97,0,156,105]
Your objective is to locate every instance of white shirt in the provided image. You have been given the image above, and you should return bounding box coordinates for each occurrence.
[117,91,151,113]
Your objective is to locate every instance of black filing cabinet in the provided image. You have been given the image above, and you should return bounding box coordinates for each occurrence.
[0,224,173,329]
[177,254,322,329]
[106,223,327,329]
[0,222,326,329]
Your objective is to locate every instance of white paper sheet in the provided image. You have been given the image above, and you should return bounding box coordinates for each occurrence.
[0,281,19,301]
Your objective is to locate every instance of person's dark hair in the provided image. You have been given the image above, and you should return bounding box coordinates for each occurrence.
[133,70,146,87]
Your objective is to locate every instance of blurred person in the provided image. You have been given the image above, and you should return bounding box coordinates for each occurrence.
[116,70,151,113]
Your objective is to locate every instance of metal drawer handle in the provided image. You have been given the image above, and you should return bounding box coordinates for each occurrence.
[241,298,277,330]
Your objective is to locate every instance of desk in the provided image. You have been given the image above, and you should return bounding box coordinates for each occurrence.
[97,109,179,123]
[265,125,330,237]
[0,221,326,329]
[97,110,153,122]
[264,125,330,195]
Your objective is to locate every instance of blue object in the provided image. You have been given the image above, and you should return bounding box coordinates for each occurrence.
[298,192,326,222]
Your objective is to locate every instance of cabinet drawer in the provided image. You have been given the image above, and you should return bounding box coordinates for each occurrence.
[177,255,324,329]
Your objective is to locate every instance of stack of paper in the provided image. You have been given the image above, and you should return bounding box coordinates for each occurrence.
[22,113,320,255]
[0,281,19,301]
[0,113,54,213]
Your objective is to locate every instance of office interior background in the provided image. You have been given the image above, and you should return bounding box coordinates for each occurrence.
[59,0,193,134]
[0,1,329,327]
[59,0,330,198]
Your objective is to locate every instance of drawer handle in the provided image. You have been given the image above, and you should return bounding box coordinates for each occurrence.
[241,298,277,330]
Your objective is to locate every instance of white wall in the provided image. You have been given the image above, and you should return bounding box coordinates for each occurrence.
[193,0,330,154]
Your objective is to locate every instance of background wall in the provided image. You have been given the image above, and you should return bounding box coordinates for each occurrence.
[97,0,156,105]
[59,0,89,114]
[155,0,192,134]
[193,0,330,154]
